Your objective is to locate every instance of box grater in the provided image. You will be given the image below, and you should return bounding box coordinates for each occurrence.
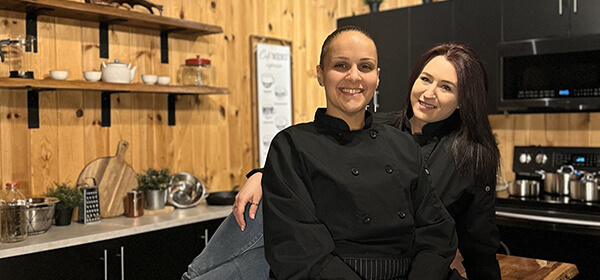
[78,186,101,224]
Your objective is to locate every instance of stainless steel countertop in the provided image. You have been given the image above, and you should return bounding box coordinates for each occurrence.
[0,203,231,259]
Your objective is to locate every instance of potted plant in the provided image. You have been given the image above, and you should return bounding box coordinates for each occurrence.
[136,168,171,210]
[364,0,383,12]
[45,181,83,226]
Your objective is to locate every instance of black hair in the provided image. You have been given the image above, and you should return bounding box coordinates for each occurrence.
[401,42,499,183]
[319,25,376,68]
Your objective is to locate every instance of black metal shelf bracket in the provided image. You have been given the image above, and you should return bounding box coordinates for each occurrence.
[101,91,128,127]
[168,93,176,125]
[99,19,128,59]
[25,8,53,53]
[27,88,55,129]
[160,28,185,64]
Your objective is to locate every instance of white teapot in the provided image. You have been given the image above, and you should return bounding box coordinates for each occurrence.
[101,59,137,84]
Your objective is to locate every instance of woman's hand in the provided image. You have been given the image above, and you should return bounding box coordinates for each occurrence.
[233,172,263,231]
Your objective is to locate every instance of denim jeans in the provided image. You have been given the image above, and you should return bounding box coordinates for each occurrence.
[181,202,270,280]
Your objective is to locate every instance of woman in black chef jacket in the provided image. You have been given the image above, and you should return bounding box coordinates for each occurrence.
[182,26,457,280]
[261,27,456,280]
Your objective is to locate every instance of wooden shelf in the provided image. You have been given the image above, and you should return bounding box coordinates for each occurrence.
[0,0,222,35]
[0,78,229,128]
[0,78,229,95]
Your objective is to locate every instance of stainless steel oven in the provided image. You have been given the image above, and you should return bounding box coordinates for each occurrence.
[495,146,600,280]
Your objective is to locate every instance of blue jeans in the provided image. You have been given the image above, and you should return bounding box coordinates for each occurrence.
[181,202,270,280]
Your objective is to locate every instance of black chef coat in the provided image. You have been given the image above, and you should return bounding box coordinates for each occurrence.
[377,111,501,280]
[262,108,457,280]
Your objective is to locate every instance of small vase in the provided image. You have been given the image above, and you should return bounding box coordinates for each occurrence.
[144,189,167,210]
[369,2,380,13]
[54,208,74,226]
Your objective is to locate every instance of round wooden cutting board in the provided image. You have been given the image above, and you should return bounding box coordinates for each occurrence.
[77,140,138,218]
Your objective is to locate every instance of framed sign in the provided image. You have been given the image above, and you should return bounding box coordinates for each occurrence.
[250,36,293,167]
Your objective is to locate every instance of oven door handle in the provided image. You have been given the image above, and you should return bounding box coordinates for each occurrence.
[496,211,600,227]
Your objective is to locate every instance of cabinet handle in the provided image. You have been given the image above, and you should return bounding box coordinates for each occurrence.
[104,249,108,280]
[120,246,125,280]
[200,228,210,246]
[558,0,563,15]
[574,0,578,13]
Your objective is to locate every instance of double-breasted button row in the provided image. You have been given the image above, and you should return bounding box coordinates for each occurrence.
[350,165,394,176]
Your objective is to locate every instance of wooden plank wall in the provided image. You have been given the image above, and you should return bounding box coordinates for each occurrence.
[2,0,593,198]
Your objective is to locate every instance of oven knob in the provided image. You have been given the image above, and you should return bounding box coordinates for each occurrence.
[519,153,532,164]
[535,153,548,165]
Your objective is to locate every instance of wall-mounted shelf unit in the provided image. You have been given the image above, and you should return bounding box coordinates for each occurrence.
[0,78,229,128]
[0,0,223,61]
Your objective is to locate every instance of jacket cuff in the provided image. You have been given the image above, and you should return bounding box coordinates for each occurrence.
[246,168,264,179]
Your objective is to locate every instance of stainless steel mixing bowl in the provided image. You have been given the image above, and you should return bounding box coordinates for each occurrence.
[25,197,59,235]
[167,172,208,208]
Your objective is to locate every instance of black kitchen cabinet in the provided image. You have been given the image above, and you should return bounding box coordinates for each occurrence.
[502,0,600,42]
[454,0,502,114]
[408,1,454,69]
[0,218,224,280]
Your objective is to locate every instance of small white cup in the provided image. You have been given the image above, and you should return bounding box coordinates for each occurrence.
[83,71,102,82]
[157,76,171,85]
[49,70,68,80]
[141,74,158,85]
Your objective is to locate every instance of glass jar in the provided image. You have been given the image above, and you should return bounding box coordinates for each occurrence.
[181,55,202,86]
[1,182,28,243]
[181,56,216,86]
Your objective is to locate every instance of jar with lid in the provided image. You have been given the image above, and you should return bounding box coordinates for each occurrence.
[0,182,28,243]
[181,56,216,86]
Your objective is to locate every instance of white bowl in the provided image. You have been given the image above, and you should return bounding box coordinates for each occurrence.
[157,76,171,85]
[141,74,158,85]
[83,71,102,82]
[49,70,68,80]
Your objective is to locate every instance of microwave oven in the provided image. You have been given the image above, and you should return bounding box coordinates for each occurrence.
[498,35,600,113]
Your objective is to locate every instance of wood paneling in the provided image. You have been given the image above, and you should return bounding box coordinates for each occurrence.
[4,0,586,198]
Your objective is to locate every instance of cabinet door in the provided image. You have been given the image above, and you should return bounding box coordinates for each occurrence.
[409,1,454,68]
[0,239,122,280]
[455,0,502,114]
[570,0,600,36]
[502,0,569,41]
[123,218,224,280]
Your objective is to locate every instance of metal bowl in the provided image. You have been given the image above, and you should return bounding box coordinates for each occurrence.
[25,197,59,235]
[167,172,208,208]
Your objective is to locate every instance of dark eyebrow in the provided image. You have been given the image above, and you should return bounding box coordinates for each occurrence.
[421,71,457,88]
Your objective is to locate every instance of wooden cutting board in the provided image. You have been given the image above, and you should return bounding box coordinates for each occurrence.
[77,140,138,218]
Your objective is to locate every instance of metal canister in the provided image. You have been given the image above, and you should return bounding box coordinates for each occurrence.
[125,190,144,218]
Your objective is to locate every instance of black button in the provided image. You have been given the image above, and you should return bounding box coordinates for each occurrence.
[485,185,491,192]
[398,211,406,219]
[370,130,378,139]
[351,168,360,176]
[424,168,430,175]
[336,132,343,137]
[385,165,393,174]
[363,215,371,223]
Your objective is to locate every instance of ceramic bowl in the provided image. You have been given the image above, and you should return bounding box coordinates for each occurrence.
[157,76,171,85]
[49,70,68,80]
[141,74,158,85]
[83,71,102,82]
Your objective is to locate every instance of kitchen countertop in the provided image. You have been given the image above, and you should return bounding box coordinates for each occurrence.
[0,203,232,259]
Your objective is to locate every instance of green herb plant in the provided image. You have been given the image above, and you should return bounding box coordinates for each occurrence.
[136,168,172,191]
[45,181,84,211]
